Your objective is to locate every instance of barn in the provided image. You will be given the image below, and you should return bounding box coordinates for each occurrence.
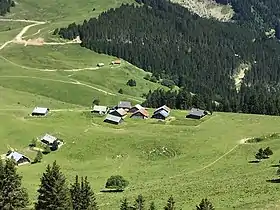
[6,151,31,165]
[31,107,49,116]
[104,114,123,125]
[186,108,207,119]
[130,109,149,119]
[130,104,144,113]
[109,108,127,118]
[91,105,108,115]
[151,110,169,120]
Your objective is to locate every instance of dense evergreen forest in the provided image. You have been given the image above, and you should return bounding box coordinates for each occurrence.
[58,0,280,115]
[215,0,280,35]
[0,0,15,16]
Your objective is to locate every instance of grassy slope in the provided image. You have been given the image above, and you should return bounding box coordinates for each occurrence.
[1,0,280,209]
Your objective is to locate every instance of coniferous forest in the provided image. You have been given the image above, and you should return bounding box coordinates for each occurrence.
[58,0,280,115]
[0,0,15,16]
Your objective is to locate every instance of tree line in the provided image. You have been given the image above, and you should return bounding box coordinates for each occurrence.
[0,158,215,209]
[0,0,15,16]
[57,0,280,115]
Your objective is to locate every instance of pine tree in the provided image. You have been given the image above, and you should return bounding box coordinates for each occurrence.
[0,159,29,209]
[134,194,145,210]
[35,161,71,210]
[164,196,175,210]
[196,198,215,210]
[33,151,43,163]
[70,175,98,210]
[149,201,156,210]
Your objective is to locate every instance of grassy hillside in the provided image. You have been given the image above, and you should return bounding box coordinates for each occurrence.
[1,0,280,209]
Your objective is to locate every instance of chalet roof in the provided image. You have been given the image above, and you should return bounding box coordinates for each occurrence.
[110,108,127,116]
[189,108,205,117]
[104,114,122,123]
[93,105,107,112]
[118,101,132,109]
[32,107,49,114]
[154,105,170,114]
[154,110,169,118]
[7,151,29,162]
[131,109,149,117]
[132,104,144,110]
[41,134,57,144]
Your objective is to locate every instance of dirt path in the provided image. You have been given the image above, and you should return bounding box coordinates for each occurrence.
[0,55,99,72]
[0,75,117,96]
[0,18,80,50]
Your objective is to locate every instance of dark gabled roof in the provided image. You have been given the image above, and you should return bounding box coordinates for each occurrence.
[189,108,205,117]
[118,101,132,109]
[154,105,170,114]
[110,108,127,116]
[104,114,122,123]
[153,110,169,118]
[131,109,149,117]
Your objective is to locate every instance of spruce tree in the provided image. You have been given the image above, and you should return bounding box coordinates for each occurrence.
[134,194,145,210]
[0,159,29,209]
[196,198,215,210]
[164,196,175,210]
[35,161,71,210]
[70,175,98,210]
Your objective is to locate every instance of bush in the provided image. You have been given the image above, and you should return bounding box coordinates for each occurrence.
[105,175,129,189]
[150,76,157,83]
[264,147,273,156]
[43,145,51,154]
[144,74,151,81]
[118,89,124,94]
[29,138,37,147]
[127,79,137,87]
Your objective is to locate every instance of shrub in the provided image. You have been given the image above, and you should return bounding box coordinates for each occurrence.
[127,79,137,87]
[150,76,157,83]
[105,175,129,189]
[92,99,100,106]
[144,74,151,81]
[264,147,273,156]
[29,138,37,147]
[118,89,124,94]
[43,145,51,154]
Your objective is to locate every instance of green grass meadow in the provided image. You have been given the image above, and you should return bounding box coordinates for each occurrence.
[1,0,280,209]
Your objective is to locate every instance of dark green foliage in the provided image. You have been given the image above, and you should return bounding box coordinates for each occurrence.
[255,148,269,160]
[277,167,280,175]
[0,159,29,209]
[33,151,43,163]
[70,175,98,210]
[196,198,215,210]
[161,79,175,88]
[58,0,280,116]
[105,175,128,189]
[264,147,273,156]
[120,198,129,210]
[134,194,145,210]
[0,0,15,16]
[29,138,37,147]
[144,74,151,81]
[43,144,51,154]
[118,89,124,94]
[92,99,100,106]
[127,79,137,87]
[149,201,156,210]
[164,196,175,210]
[35,161,71,210]
[53,28,59,35]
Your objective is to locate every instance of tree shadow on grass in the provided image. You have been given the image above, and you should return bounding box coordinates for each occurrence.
[266,179,280,183]
[271,164,280,168]
[248,160,260,164]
